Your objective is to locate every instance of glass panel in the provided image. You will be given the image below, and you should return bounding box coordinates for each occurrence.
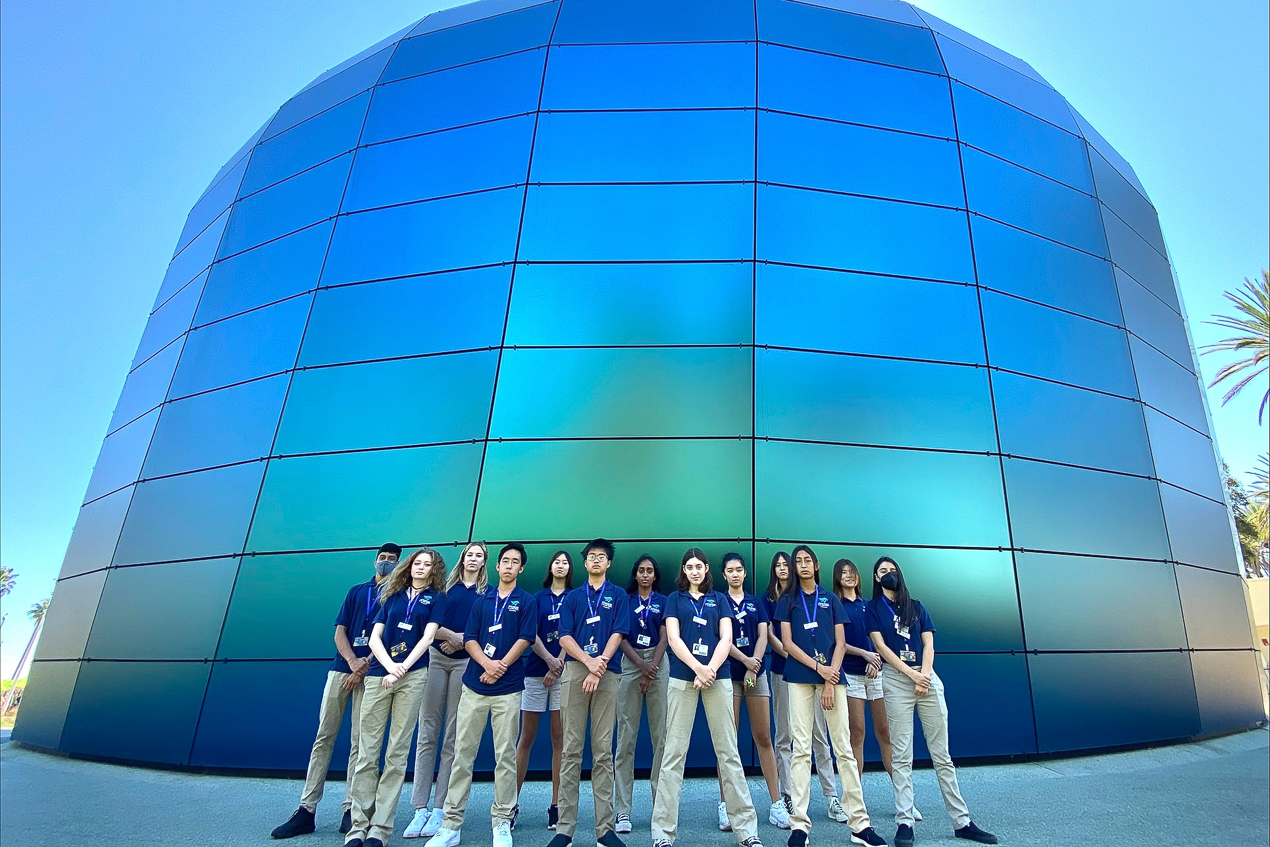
[555,0,753,44]
[195,222,332,325]
[300,23,416,94]
[758,0,942,73]
[936,35,1077,132]
[1190,650,1266,735]
[1029,652,1198,753]
[345,116,534,212]
[1003,458,1171,560]
[34,571,108,660]
[474,439,753,541]
[917,653,1036,757]
[543,43,753,110]
[759,43,953,137]
[756,350,995,450]
[411,0,552,34]
[971,218,1121,325]
[759,111,962,207]
[532,109,753,184]
[9,660,80,750]
[1144,409,1223,501]
[1116,269,1193,369]
[803,0,924,26]
[170,296,310,398]
[112,463,265,565]
[506,262,752,346]
[363,50,547,143]
[300,267,511,366]
[153,208,228,310]
[756,264,984,364]
[756,441,1008,547]
[84,409,159,503]
[759,185,972,280]
[1068,104,1150,199]
[174,155,246,256]
[132,269,203,368]
[1016,553,1185,650]
[913,8,1045,82]
[962,148,1106,256]
[265,47,392,141]
[521,184,753,262]
[59,486,132,579]
[218,154,352,256]
[143,376,289,477]
[1089,147,1166,255]
[240,93,368,197]
[1159,483,1241,573]
[1176,565,1256,650]
[992,371,1153,476]
[491,348,752,438]
[982,292,1137,397]
[1129,336,1207,432]
[110,338,182,432]
[247,443,484,553]
[322,188,523,284]
[1102,206,1178,311]
[276,351,498,454]
[384,2,557,81]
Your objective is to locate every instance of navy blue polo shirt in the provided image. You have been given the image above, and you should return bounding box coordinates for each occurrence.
[559,580,630,673]
[724,591,769,681]
[368,587,445,676]
[665,590,734,682]
[332,578,380,673]
[761,594,786,676]
[838,594,873,676]
[462,585,537,695]
[627,590,667,650]
[524,588,568,678]
[865,596,935,668]
[774,586,848,686]
[438,580,484,654]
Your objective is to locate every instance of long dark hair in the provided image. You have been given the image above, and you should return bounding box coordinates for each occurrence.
[677,548,713,593]
[871,556,915,628]
[766,551,790,602]
[783,545,821,597]
[831,558,862,601]
[626,554,662,594]
[542,550,574,589]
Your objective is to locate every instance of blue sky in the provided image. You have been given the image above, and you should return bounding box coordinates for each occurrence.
[1,0,1267,675]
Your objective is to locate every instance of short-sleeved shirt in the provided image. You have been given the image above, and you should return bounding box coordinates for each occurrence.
[332,578,380,673]
[665,590,734,682]
[559,580,630,674]
[437,580,485,656]
[761,594,785,676]
[524,588,569,678]
[865,596,936,668]
[626,590,667,650]
[368,587,445,676]
[462,585,537,695]
[774,586,848,686]
[838,594,873,676]
[724,591,769,681]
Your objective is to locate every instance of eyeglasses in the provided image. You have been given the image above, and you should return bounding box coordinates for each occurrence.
[585,553,609,562]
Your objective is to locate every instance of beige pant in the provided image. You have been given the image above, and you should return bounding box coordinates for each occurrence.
[882,667,970,829]
[412,648,468,809]
[300,670,364,813]
[788,682,869,832]
[770,672,837,800]
[652,677,758,843]
[615,647,669,818]
[347,670,428,842]
[442,688,522,829]
[558,661,620,839]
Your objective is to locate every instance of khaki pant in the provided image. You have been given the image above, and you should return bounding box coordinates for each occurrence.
[615,647,669,818]
[788,683,869,833]
[412,648,468,809]
[882,667,970,829]
[770,672,836,800]
[347,669,428,843]
[442,688,521,829]
[558,661,620,839]
[652,677,758,843]
[300,670,364,813]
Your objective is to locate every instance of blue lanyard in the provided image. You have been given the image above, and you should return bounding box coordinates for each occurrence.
[585,581,608,620]
[491,590,512,628]
[728,592,746,617]
[635,593,653,627]
[405,588,425,622]
[689,592,709,627]
[882,597,911,642]
[799,587,820,627]
[549,591,565,617]
[365,583,382,620]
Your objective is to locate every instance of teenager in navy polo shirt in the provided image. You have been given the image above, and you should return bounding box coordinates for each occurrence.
[775,546,883,847]
[866,558,997,847]
[651,549,762,847]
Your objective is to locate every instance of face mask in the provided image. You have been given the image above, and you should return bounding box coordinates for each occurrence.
[375,559,397,578]
[879,572,900,591]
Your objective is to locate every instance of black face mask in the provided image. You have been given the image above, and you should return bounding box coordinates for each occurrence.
[879,572,900,591]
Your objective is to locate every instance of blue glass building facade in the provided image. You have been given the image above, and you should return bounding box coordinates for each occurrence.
[15,0,1265,772]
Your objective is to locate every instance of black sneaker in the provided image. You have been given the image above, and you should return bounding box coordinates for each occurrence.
[547,835,573,847]
[345,840,364,847]
[598,832,627,847]
[894,824,914,847]
[782,794,793,816]
[511,805,520,832]
[547,805,559,830]
[850,828,887,847]
[365,840,384,847]
[954,822,997,844]
[340,810,353,835]
[787,831,808,847]
[272,808,316,839]
[741,838,764,847]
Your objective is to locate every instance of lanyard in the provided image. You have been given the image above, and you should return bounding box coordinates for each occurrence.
[405,588,424,622]
[728,592,746,617]
[365,583,381,620]
[585,581,608,621]
[549,591,565,617]
[491,590,512,628]
[798,587,820,628]
[882,596,911,641]
[689,592,709,630]
[636,592,654,627]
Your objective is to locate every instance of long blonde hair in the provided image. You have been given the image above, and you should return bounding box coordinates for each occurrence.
[380,547,447,601]
[446,541,489,591]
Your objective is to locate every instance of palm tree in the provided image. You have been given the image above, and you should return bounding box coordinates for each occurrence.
[1202,271,1269,423]
[1,598,50,714]
[0,567,16,598]
[1248,454,1268,553]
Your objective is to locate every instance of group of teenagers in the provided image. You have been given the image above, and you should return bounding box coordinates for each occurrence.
[271,539,998,847]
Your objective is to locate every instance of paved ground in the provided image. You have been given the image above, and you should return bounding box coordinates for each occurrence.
[1,728,1266,847]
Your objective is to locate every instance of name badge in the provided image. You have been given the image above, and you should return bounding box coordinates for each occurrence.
[484,643,497,657]
[635,604,646,614]
[398,621,413,631]
[546,631,558,642]
[803,621,818,630]
[586,615,601,625]
[636,634,651,647]
[736,635,750,648]
[548,613,560,621]
[584,642,599,655]
[488,623,502,632]
[390,642,408,657]
[900,649,918,664]
[693,615,708,625]
[692,642,709,657]
[353,636,369,647]
[814,651,828,664]
[897,626,911,639]
[736,611,746,620]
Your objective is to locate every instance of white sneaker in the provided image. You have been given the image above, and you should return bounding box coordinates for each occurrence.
[768,800,791,829]
[493,821,513,847]
[718,800,732,832]
[426,826,462,847]
[826,797,848,823]
[422,808,446,838]
[406,809,432,838]
[614,814,632,834]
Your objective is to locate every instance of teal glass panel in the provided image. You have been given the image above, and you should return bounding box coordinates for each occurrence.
[756,264,984,364]
[345,116,534,211]
[195,222,332,325]
[937,35,1077,133]
[1144,409,1223,501]
[112,463,264,565]
[322,188,523,285]
[34,571,107,660]
[756,441,1008,547]
[521,184,753,262]
[383,3,557,81]
[133,270,203,367]
[59,485,132,579]
[1015,553,1185,650]
[1089,147,1167,256]
[1003,458,1171,560]
[920,653,1036,757]
[554,0,753,44]
[240,92,368,196]
[174,155,245,256]
[247,443,484,552]
[971,217,1121,325]
[505,263,752,346]
[1176,565,1255,650]
[1160,483,1240,573]
[10,660,80,750]
[542,43,753,110]
[1190,650,1266,735]
[491,348,752,438]
[474,439,753,541]
[759,111,963,207]
[170,296,310,398]
[756,350,995,451]
[84,408,159,503]
[1116,269,1192,369]
[300,267,511,366]
[531,110,753,184]
[1130,337,1207,432]
[85,558,238,659]
[153,208,229,310]
[275,351,498,454]
[758,0,942,73]
[759,185,973,281]
[110,338,183,433]
[265,47,391,140]
[143,376,289,477]
[1102,207,1179,311]
[219,154,352,256]
[759,43,953,137]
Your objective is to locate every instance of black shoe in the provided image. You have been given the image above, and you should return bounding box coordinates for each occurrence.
[894,824,914,847]
[510,804,520,832]
[364,839,384,847]
[547,835,573,847]
[345,840,364,847]
[954,822,997,844]
[340,810,353,835]
[272,808,317,839]
[787,831,808,847]
[851,828,887,847]
[547,805,559,830]
[782,794,793,816]
[598,832,626,847]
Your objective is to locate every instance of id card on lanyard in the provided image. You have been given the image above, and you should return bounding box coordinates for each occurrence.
[730,595,750,648]
[355,584,380,647]
[883,596,918,664]
[485,591,511,657]
[689,593,711,657]
[800,588,827,665]
[583,582,607,655]
[635,595,653,648]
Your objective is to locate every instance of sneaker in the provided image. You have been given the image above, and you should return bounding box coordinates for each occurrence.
[341,810,354,835]
[953,822,997,844]
[894,825,914,847]
[615,815,633,834]
[345,840,364,847]
[405,809,432,839]
[787,831,807,847]
[653,840,672,847]
[494,821,514,847]
[598,832,627,847]
[271,808,316,839]
[826,797,848,823]
[782,795,793,816]
[366,840,385,847]
[741,838,765,847]
[850,828,887,847]
[422,809,446,838]
[547,806,559,831]
[511,806,520,832]
[426,827,462,847]
[768,800,791,830]
[546,835,573,847]
[718,801,732,832]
